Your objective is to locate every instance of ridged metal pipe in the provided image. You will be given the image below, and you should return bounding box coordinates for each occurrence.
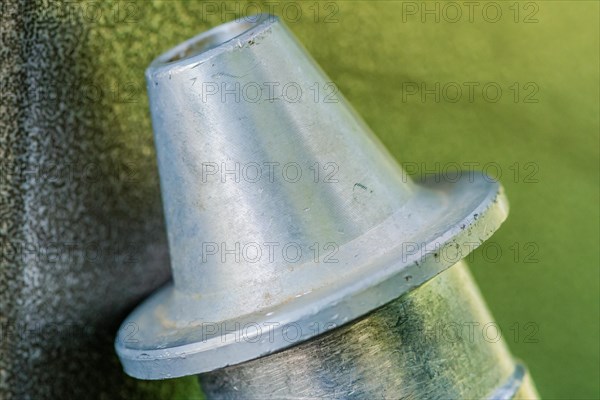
[115,14,538,399]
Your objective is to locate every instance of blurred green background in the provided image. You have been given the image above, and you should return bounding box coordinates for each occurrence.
[93,1,598,398]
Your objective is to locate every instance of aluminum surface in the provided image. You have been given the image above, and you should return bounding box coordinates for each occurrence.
[200,262,539,399]
[116,14,511,380]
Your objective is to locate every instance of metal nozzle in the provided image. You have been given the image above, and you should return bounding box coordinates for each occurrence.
[115,14,538,399]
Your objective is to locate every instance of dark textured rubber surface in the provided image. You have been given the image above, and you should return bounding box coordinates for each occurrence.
[0,1,192,398]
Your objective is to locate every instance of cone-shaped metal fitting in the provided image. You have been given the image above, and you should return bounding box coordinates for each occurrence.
[115,14,509,379]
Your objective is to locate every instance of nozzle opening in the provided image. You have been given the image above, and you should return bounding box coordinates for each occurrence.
[157,14,274,65]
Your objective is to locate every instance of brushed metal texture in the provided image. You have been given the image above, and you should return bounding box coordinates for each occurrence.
[200,262,538,399]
